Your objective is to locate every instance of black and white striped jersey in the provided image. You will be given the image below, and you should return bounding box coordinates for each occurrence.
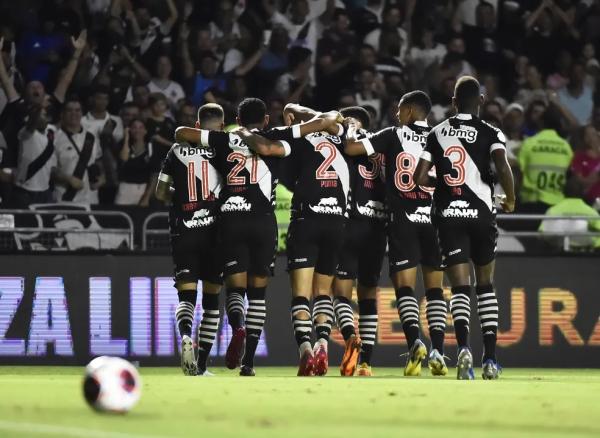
[347,129,387,222]
[421,113,506,220]
[159,143,222,229]
[286,131,351,219]
[198,127,297,216]
[360,121,432,223]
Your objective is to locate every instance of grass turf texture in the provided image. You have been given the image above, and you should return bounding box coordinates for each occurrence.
[0,367,599,438]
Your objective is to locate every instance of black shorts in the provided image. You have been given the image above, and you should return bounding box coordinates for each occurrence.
[171,224,222,284]
[219,213,278,277]
[336,218,386,287]
[388,214,442,273]
[432,216,498,267]
[286,214,346,275]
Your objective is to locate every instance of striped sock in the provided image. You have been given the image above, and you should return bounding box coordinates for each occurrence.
[450,285,472,349]
[175,290,197,337]
[425,288,447,354]
[197,293,220,372]
[313,295,334,342]
[243,287,267,368]
[226,287,245,330]
[333,296,356,341]
[291,296,312,346]
[358,299,378,365]
[476,284,498,362]
[395,287,420,349]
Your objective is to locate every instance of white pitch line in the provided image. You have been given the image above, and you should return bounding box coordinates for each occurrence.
[0,420,169,438]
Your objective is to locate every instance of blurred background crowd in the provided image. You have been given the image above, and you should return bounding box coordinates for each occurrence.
[0,0,599,234]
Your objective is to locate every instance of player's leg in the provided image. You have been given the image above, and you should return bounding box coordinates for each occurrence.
[220,218,250,369]
[356,284,377,376]
[311,217,346,376]
[196,281,221,376]
[239,215,277,376]
[419,224,448,375]
[422,267,447,376]
[437,218,475,380]
[472,220,501,379]
[238,275,268,376]
[388,219,426,375]
[287,217,318,376]
[333,220,361,376]
[355,221,386,376]
[175,280,199,376]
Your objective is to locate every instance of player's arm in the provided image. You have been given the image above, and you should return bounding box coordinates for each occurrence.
[174,127,229,148]
[155,172,174,202]
[283,103,319,125]
[414,133,437,187]
[283,103,342,135]
[232,127,291,158]
[492,148,516,213]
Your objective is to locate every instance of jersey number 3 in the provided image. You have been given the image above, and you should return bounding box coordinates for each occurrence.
[443,145,466,186]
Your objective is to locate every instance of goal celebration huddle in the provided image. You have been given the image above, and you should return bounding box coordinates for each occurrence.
[155,75,516,380]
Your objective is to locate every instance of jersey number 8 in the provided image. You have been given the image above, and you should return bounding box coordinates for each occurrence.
[394,152,434,193]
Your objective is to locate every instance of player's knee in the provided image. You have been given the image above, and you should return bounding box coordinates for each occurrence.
[176,281,197,292]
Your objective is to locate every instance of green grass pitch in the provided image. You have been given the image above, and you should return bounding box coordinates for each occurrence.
[0,367,599,438]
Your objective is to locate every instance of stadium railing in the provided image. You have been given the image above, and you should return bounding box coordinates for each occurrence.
[0,209,135,251]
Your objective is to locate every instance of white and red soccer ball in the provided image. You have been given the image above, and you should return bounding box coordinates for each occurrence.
[83,356,141,413]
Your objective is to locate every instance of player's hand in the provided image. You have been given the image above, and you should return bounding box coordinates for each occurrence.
[71,29,87,53]
[69,176,84,190]
[500,197,515,213]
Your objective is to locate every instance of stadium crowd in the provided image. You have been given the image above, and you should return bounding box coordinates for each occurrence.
[0,0,599,226]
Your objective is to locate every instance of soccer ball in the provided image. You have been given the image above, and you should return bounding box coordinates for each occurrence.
[83,356,142,413]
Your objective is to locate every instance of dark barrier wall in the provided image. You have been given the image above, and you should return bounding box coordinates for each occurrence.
[1,255,599,367]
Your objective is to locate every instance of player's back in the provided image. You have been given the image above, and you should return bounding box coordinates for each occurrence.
[208,131,282,216]
[287,131,350,218]
[425,114,505,220]
[162,142,222,229]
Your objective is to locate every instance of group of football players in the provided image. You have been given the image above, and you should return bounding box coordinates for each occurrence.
[155,75,515,380]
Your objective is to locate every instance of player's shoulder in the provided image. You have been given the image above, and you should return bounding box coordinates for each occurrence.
[479,119,507,144]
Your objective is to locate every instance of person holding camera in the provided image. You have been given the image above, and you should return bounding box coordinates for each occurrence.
[52,97,105,204]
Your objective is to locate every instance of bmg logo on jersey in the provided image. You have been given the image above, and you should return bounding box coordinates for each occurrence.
[403,130,427,144]
[178,144,216,158]
[441,126,478,143]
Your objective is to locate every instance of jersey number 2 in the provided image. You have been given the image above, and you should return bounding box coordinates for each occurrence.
[227,152,258,185]
[315,142,338,180]
[187,161,210,202]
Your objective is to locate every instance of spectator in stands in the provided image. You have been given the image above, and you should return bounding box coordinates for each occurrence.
[364,5,408,65]
[128,55,185,112]
[515,64,547,108]
[11,105,56,207]
[146,92,175,163]
[523,99,547,138]
[445,35,475,77]
[540,178,600,250]
[557,60,594,126]
[185,51,227,106]
[119,102,140,130]
[176,101,196,129]
[115,119,155,206]
[503,102,525,167]
[258,26,289,78]
[130,83,151,119]
[571,125,600,204]
[518,106,573,215]
[52,98,105,204]
[352,0,385,39]
[546,49,572,91]
[316,8,357,109]
[462,1,505,76]
[276,46,313,106]
[354,66,383,121]
[409,25,446,72]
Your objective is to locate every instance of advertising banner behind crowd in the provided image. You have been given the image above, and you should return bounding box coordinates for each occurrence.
[1,255,598,367]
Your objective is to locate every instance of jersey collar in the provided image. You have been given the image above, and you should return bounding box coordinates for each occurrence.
[456,113,473,120]
[414,120,429,127]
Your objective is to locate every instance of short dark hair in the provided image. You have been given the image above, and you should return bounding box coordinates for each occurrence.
[340,106,371,130]
[198,103,224,124]
[454,76,481,112]
[238,98,267,126]
[400,90,432,115]
[543,106,563,131]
